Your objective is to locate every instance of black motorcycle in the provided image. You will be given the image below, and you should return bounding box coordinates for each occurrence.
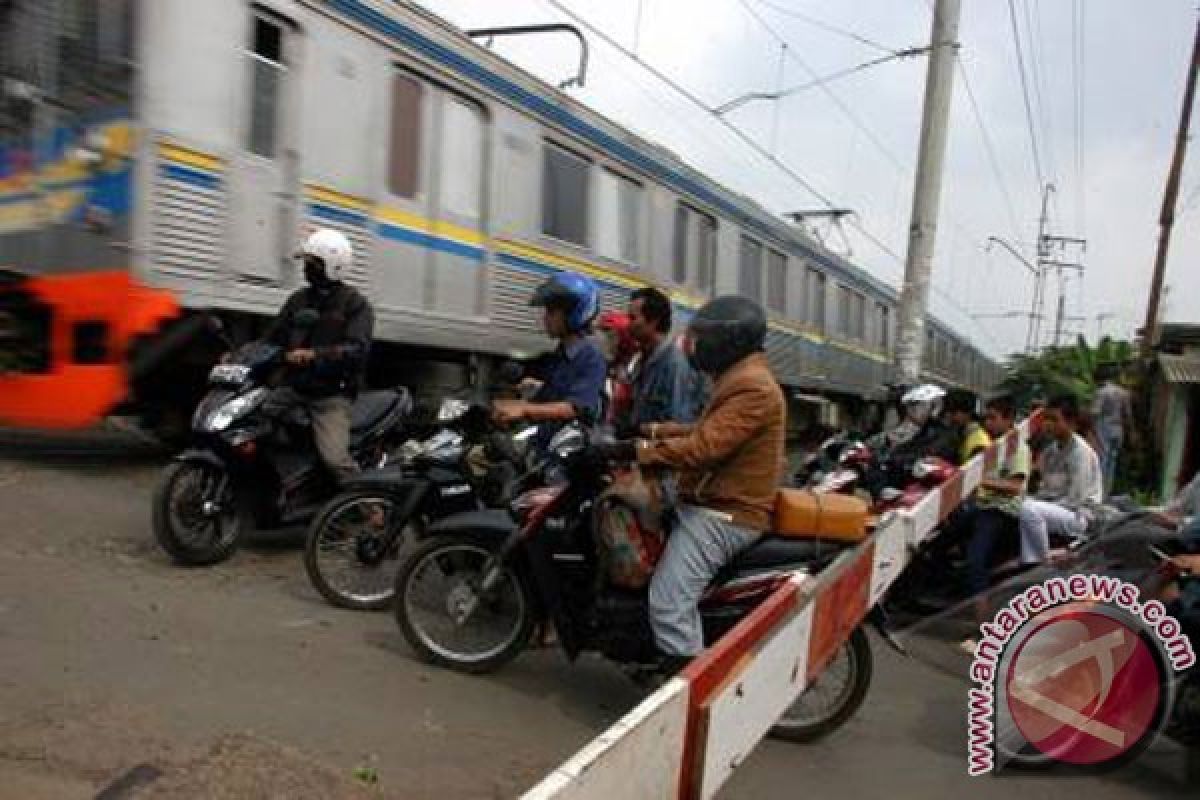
[303,400,533,610]
[393,425,874,743]
[153,335,412,566]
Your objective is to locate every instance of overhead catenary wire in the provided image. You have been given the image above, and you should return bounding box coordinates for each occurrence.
[1021,0,1058,185]
[746,0,898,56]
[729,0,1011,349]
[732,0,909,172]
[1007,0,1045,191]
[955,51,1024,246]
[542,0,998,351]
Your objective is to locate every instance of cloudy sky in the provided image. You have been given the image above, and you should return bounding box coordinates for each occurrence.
[413,0,1200,358]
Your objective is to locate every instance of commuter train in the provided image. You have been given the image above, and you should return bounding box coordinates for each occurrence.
[0,0,1001,436]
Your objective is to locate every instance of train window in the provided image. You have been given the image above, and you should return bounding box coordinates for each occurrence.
[838,286,865,340]
[543,141,590,246]
[673,203,717,290]
[696,213,716,291]
[672,205,688,283]
[246,15,286,159]
[595,169,641,264]
[766,249,787,314]
[738,236,763,302]
[805,267,826,331]
[387,73,423,199]
[440,95,484,217]
[876,303,890,351]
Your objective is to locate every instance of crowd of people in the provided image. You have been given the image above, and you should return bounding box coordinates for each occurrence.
[272,231,1193,669]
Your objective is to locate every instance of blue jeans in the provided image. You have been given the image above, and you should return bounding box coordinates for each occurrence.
[648,505,757,657]
[966,509,1018,596]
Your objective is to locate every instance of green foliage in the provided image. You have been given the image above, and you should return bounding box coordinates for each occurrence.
[999,335,1135,409]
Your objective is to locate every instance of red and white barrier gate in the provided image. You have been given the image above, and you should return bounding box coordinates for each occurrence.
[524,427,1027,800]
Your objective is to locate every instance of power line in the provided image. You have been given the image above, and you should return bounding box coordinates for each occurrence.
[1007,0,1045,190]
[956,52,1024,244]
[1080,0,1089,237]
[745,0,898,55]
[712,47,930,115]
[731,0,1012,351]
[543,0,839,207]
[544,0,999,354]
[732,0,910,172]
[1021,0,1058,184]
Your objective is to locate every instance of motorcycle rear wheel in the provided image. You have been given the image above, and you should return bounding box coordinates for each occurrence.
[152,461,244,566]
[770,626,873,742]
[395,532,533,674]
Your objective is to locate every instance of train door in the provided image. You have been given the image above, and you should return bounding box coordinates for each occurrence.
[428,92,487,317]
[374,68,434,311]
[375,69,487,317]
[229,9,299,285]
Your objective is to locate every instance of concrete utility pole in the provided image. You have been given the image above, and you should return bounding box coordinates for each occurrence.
[1141,13,1200,360]
[895,0,961,384]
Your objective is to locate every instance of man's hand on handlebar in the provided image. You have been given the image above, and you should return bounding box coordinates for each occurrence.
[492,399,527,426]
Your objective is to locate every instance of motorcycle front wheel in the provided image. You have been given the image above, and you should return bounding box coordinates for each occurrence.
[394,532,534,674]
[770,626,873,742]
[152,460,244,566]
[305,491,415,610]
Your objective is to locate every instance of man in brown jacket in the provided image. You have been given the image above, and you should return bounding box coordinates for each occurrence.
[589,296,785,663]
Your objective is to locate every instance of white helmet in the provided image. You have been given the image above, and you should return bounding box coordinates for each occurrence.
[299,228,353,281]
[900,383,946,427]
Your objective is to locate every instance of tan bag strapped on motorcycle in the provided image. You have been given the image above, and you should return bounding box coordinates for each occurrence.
[773,489,869,543]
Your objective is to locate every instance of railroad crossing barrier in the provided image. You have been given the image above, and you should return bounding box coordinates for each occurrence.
[523,424,1028,800]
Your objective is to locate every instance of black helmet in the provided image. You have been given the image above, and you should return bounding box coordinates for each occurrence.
[687,295,767,375]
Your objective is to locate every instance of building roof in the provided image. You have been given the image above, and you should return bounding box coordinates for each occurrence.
[1158,323,1200,351]
[1159,352,1200,384]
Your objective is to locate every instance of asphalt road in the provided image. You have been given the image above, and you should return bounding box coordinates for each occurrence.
[0,430,1194,799]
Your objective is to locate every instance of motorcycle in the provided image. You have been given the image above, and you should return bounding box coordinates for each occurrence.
[153,325,412,566]
[303,398,534,610]
[393,425,875,743]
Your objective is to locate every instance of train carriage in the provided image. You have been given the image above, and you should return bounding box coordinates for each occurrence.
[0,0,1001,435]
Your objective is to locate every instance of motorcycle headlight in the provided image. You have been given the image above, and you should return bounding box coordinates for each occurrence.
[437,397,470,422]
[205,388,267,432]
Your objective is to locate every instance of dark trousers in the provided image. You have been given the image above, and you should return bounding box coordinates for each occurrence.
[966,509,1018,596]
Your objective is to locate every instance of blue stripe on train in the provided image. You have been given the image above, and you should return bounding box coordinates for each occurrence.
[375,222,484,261]
[160,163,220,191]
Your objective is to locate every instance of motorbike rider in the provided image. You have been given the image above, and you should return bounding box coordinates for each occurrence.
[876,383,957,471]
[492,273,607,451]
[943,389,991,465]
[625,286,706,435]
[262,228,374,483]
[582,296,785,669]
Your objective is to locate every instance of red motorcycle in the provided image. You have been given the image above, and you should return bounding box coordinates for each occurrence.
[393,426,875,742]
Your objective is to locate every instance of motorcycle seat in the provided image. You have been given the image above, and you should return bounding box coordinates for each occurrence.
[350,389,411,435]
[731,535,851,570]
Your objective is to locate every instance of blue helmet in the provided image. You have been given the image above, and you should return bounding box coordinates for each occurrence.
[530,272,599,333]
